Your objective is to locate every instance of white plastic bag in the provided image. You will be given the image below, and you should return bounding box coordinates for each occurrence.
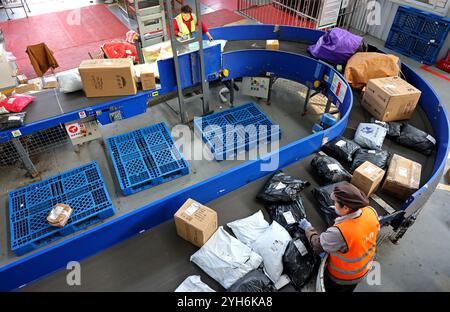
[190,227,263,289]
[174,276,215,292]
[354,123,387,150]
[251,221,292,283]
[57,69,83,93]
[227,210,270,246]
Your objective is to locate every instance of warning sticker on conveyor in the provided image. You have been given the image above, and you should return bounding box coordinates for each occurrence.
[330,73,347,104]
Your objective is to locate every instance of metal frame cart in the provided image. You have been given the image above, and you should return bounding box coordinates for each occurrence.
[2,0,30,19]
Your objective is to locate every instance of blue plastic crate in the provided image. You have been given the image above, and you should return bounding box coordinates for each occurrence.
[106,123,189,196]
[193,103,282,161]
[9,162,115,256]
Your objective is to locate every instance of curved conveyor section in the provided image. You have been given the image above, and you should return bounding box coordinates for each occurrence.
[0,25,448,291]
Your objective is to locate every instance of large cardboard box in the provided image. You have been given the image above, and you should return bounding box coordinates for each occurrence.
[351,161,385,197]
[78,59,137,97]
[382,154,422,200]
[266,40,279,51]
[362,76,421,122]
[174,199,218,247]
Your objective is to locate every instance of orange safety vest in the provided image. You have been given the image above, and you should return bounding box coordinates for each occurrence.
[327,207,379,283]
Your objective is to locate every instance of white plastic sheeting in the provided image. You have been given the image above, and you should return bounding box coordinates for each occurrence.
[227,210,270,246]
[190,227,263,289]
[174,275,215,292]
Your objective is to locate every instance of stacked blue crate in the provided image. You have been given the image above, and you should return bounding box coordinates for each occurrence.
[106,123,189,196]
[193,103,282,161]
[386,6,450,65]
[9,162,115,256]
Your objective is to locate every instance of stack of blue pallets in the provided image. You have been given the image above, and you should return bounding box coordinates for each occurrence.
[193,102,281,161]
[386,6,450,64]
[9,162,115,256]
[106,122,189,196]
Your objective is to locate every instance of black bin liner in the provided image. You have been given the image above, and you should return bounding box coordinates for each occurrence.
[350,149,390,173]
[267,198,306,236]
[370,118,404,139]
[257,171,310,203]
[322,137,361,163]
[283,231,320,290]
[311,156,352,185]
[395,124,436,156]
[311,183,343,227]
[0,112,26,131]
[228,270,277,292]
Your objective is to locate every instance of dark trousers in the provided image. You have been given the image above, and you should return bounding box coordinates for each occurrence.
[324,272,358,293]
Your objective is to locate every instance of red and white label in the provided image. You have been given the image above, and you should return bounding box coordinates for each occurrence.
[65,123,84,139]
[78,111,87,119]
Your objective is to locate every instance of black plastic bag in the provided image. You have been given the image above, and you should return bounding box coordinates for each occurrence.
[311,183,342,227]
[0,112,26,131]
[311,156,352,185]
[395,124,436,156]
[228,270,277,292]
[370,118,404,138]
[267,198,306,236]
[257,171,310,203]
[283,231,320,290]
[322,137,361,163]
[350,149,390,173]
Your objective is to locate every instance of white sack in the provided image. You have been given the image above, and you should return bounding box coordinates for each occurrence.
[227,210,270,246]
[174,275,215,292]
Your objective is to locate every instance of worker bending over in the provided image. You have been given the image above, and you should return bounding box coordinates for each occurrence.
[174,5,214,41]
[299,182,380,292]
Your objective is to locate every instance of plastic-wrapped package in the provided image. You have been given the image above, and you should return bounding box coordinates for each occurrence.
[311,183,343,227]
[0,94,35,113]
[350,149,390,173]
[267,198,306,237]
[0,112,26,131]
[354,123,387,150]
[175,276,215,292]
[190,227,263,289]
[56,70,83,93]
[257,171,310,203]
[251,221,292,283]
[282,231,320,290]
[370,118,404,138]
[310,156,352,185]
[227,211,270,246]
[395,124,436,156]
[228,270,277,292]
[322,137,361,163]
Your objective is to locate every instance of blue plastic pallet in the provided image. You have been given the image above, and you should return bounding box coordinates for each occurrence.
[9,162,115,256]
[106,123,189,196]
[193,103,281,161]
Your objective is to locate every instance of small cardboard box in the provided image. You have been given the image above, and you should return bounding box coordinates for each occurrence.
[15,83,39,94]
[351,161,385,197]
[16,74,28,85]
[78,58,137,97]
[266,40,279,51]
[174,198,218,247]
[362,76,421,122]
[43,76,58,89]
[141,71,156,91]
[382,154,422,200]
[47,203,73,228]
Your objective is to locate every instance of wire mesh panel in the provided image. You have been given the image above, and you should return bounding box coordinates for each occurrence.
[237,0,355,29]
[0,125,69,167]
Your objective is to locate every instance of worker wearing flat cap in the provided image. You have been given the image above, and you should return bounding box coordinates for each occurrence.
[299,182,380,292]
[174,5,214,41]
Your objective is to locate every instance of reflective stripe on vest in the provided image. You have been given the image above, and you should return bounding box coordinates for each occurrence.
[175,13,197,37]
[327,207,379,282]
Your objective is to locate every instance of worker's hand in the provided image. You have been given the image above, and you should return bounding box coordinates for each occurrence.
[298,218,312,231]
[207,34,214,42]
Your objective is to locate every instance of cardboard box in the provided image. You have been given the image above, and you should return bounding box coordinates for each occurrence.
[140,71,156,91]
[78,58,137,97]
[351,161,385,197]
[47,203,73,228]
[266,40,279,51]
[15,83,39,94]
[16,74,28,84]
[43,76,58,89]
[174,198,218,247]
[362,76,421,122]
[382,154,422,200]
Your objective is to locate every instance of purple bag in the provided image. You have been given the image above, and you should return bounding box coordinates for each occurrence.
[308,28,363,65]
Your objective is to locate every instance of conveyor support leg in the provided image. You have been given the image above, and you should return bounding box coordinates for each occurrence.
[12,138,39,178]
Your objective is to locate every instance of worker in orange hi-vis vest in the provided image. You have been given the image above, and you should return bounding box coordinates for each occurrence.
[173,5,213,41]
[299,182,380,292]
